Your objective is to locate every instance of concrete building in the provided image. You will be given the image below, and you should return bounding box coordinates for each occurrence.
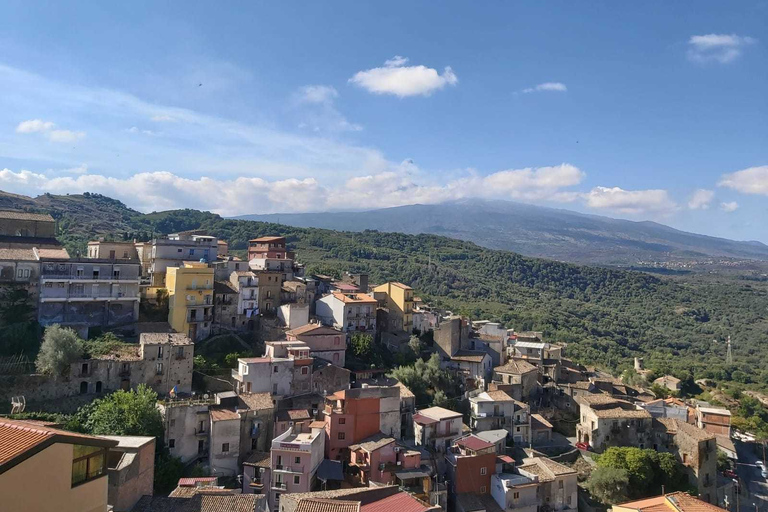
[159,396,215,464]
[249,236,293,262]
[445,435,498,496]
[211,256,249,280]
[234,354,299,396]
[324,386,402,460]
[103,435,155,512]
[279,303,310,330]
[316,293,377,333]
[0,417,119,512]
[470,390,530,444]
[287,323,347,367]
[414,406,463,452]
[516,457,578,511]
[210,407,242,476]
[213,280,240,330]
[434,316,471,361]
[696,405,731,436]
[492,360,539,401]
[166,261,214,341]
[490,473,538,512]
[445,350,493,390]
[243,451,272,497]
[38,258,141,336]
[576,395,653,451]
[143,232,218,286]
[638,398,693,423]
[654,375,683,392]
[270,425,326,512]
[372,282,414,333]
[312,359,351,396]
[87,241,139,260]
[231,270,260,329]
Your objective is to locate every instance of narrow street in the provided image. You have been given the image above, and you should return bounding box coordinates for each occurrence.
[735,440,768,512]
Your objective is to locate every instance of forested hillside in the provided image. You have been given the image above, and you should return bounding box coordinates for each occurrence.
[7,192,768,389]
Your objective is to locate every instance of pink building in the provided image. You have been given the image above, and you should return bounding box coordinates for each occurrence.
[286,323,347,367]
[413,407,463,452]
[270,424,325,512]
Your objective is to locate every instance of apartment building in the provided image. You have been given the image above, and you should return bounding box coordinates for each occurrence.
[316,292,377,333]
[38,258,141,336]
[213,280,239,330]
[86,240,138,260]
[492,360,539,402]
[210,407,242,476]
[470,390,531,444]
[490,473,538,512]
[234,355,296,396]
[255,270,282,314]
[696,405,731,436]
[414,406,463,452]
[372,281,414,333]
[141,232,218,286]
[248,236,293,261]
[270,425,326,512]
[576,395,653,451]
[166,261,214,341]
[515,457,578,511]
[286,323,347,367]
[230,270,260,328]
[445,435,498,496]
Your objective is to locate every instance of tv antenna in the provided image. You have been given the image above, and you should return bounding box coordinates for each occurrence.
[726,336,733,365]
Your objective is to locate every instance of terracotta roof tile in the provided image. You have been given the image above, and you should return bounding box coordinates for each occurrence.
[349,433,396,452]
[295,499,360,512]
[455,435,494,451]
[0,210,54,222]
[209,408,240,422]
[494,359,537,375]
[360,492,433,512]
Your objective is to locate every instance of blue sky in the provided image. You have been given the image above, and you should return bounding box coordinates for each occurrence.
[0,1,766,242]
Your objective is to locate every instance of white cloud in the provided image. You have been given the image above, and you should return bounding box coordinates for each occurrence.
[584,186,678,215]
[718,165,768,196]
[687,34,757,63]
[522,82,568,94]
[349,57,458,97]
[720,201,739,212]
[127,127,157,136]
[294,85,361,132]
[298,85,339,105]
[150,115,177,122]
[688,189,715,209]
[63,164,89,175]
[15,118,85,143]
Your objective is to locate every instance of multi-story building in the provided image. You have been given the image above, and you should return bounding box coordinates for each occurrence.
[490,472,539,512]
[638,397,693,423]
[286,323,347,367]
[86,240,138,260]
[612,492,728,512]
[324,386,402,460]
[248,236,293,261]
[279,303,310,330]
[166,261,214,341]
[254,270,282,314]
[0,417,119,512]
[492,360,539,402]
[414,406,463,452]
[372,282,414,333]
[470,390,530,444]
[515,457,578,511]
[211,256,249,280]
[209,407,242,476]
[141,232,218,286]
[0,210,56,237]
[232,342,313,396]
[270,424,326,511]
[102,435,155,512]
[445,435,498,496]
[444,350,493,390]
[316,293,377,333]
[213,280,239,330]
[230,270,260,328]
[38,258,141,336]
[576,395,653,451]
[696,405,731,436]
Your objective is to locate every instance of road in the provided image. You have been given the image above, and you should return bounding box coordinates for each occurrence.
[735,439,768,512]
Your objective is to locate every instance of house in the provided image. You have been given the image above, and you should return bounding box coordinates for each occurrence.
[654,375,682,392]
[414,406,463,452]
[0,417,119,512]
[159,396,216,464]
[395,381,416,438]
[652,418,718,504]
[211,255,249,281]
[446,350,493,389]
[275,409,313,438]
[445,434,498,496]
[278,487,440,512]
[316,293,377,333]
[312,359,351,396]
[102,435,156,512]
[233,346,308,396]
[638,398,693,423]
[475,430,509,454]
[434,316,471,361]
[209,407,242,476]
[372,282,414,333]
[696,405,731,436]
[348,433,397,485]
[270,424,326,512]
[612,492,727,512]
[412,299,440,335]
[492,360,539,401]
[490,473,538,512]
[0,209,56,237]
[324,386,402,460]
[243,451,272,496]
[248,236,293,262]
[87,240,139,260]
[231,270,260,329]
[515,457,578,511]
[254,270,282,314]
[530,414,553,445]
[166,261,214,342]
[38,257,141,337]
[279,303,310,330]
[469,390,530,444]
[287,323,347,367]
[213,280,240,330]
[575,395,653,451]
[0,234,69,305]
[141,232,218,286]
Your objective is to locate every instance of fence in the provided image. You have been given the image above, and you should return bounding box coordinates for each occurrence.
[0,355,36,375]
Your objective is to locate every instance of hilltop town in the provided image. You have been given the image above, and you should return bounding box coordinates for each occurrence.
[0,209,758,512]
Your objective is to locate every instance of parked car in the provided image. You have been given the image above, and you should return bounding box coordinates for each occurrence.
[575,442,591,451]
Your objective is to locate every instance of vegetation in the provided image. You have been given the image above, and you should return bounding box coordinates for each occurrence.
[389,353,462,408]
[584,466,630,505]
[35,325,84,376]
[0,287,41,358]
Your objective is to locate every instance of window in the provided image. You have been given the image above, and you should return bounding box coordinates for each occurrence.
[334,337,340,345]
[558,480,563,489]
[273,366,278,373]
[513,492,520,500]
[156,362,163,374]
[339,418,346,425]
[294,475,301,485]
[157,345,163,358]
[295,456,301,464]
[170,419,176,427]
[222,443,230,453]
[480,467,487,475]
[301,366,309,375]
[177,346,184,358]
[45,282,53,288]
[71,445,106,487]
[16,268,30,279]
[338,432,346,440]
[168,439,175,448]
[567,497,572,505]
[480,486,487,494]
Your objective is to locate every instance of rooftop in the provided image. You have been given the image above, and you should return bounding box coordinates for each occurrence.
[451,349,488,363]
[140,332,193,346]
[238,392,274,411]
[494,359,537,375]
[517,457,576,482]
[360,491,434,512]
[0,210,54,222]
[513,341,547,350]
[349,433,396,453]
[475,429,508,445]
[296,499,361,512]
[209,407,240,422]
[132,493,265,512]
[531,414,553,430]
[331,292,377,304]
[455,434,494,451]
[288,323,343,336]
[615,492,727,512]
[249,236,286,243]
[243,451,271,468]
[418,406,462,421]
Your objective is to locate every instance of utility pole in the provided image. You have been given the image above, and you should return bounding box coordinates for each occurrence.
[727,336,734,365]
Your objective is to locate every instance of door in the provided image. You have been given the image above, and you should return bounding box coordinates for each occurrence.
[198,440,205,454]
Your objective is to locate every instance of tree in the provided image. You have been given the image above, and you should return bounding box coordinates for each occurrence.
[35,325,84,376]
[585,466,629,505]
[84,385,164,438]
[408,335,423,356]
[0,287,40,357]
[350,332,373,358]
[596,447,687,499]
[432,390,450,408]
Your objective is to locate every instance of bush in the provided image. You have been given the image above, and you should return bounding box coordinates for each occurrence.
[35,325,84,376]
[585,466,629,505]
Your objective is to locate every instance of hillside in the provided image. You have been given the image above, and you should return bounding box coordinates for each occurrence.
[235,200,768,267]
[4,192,768,387]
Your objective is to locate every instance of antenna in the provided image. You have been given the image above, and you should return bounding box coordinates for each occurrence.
[726,336,733,365]
[11,396,26,414]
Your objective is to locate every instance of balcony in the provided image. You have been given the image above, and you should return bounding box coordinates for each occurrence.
[433,430,460,438]
[187,315,213,323]
[194,427,208,437]
[187,284,213,290]
[231,369,243,381]
[118,368,131,377]
[274,465,304,473]
[249,480,264,490]
[272,482,287,490]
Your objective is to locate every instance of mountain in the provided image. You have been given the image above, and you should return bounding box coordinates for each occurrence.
[235,200,768,266]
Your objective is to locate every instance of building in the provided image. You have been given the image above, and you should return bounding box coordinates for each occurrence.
[324,386,402,460]
[434,316,471,361]
[638,398,693,423]
[372,282,414,333]
[287,323,347,367]
[270,424,326,511]
[243,451,272,497]
[249,236,293,261]
[38,257,141,336]
[490,473,538,512]
[612,492,727,512]
[87,240,139,260]
[132,492,265,511]
[210,407,242,476]
[231,270,260,329]
[515,457,577,511]
[696,405,731,436]
[414,406,463,452]
[159,396,215,464]
[0,210,56,237]
[654,375,682,392]
[213,280,240,330]
[142,232,218,286]
[445,350,493,390]
[166,261,214,341]
[278,487,440,512]
[316,293,377,333]
[102,435,155,512]
[475,430,508,455]
[211,256,249,280]
[492,360,539,401]
[312,359,351,396]
[445,435,498,496]
[530,414,553,445]
[575,395,653,451]
[470,390,531,444]
[233,350,305,396]
[0,417,119,512]
[279,303,310,330]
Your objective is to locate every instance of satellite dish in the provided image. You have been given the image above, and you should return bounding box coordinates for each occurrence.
[203,394,209,400]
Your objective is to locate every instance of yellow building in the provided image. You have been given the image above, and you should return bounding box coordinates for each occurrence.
[167,262,214,342]
[372,281,414,332]
[0,418,118,512]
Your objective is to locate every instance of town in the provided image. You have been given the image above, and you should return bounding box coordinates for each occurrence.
[0,210,755,512]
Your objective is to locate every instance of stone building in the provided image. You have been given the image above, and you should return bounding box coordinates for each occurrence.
[516,457,578,511]
[311,359,351,396]
[575,395,653,451]
[434,316,471,360]
[492,360,539,401]
[213,280,239,330]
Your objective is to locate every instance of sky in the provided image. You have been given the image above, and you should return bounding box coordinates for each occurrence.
[0,1,766,242]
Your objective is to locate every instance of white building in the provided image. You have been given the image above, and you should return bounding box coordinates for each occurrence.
[278,303,310,330]
[144,232,218,286]
[269,425,326,511]
[315,292,377,332]
[209,407,242,476]
[413,406,463,452]
[491,473,539,512]
[231,270,259,319]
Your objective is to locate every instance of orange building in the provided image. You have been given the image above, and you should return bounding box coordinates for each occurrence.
[445,435,498,495]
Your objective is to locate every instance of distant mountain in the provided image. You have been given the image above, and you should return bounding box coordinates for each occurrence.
[235,200,768,265]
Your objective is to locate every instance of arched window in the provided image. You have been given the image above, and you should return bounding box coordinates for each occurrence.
[80,381,89,394]
[95,381,103,393]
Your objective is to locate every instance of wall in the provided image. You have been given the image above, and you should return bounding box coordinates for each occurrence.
[312,363,350,396]
[107,438,156,512]
[160,402,211,463]
[0,217,55,237]
[210,417,241,476]
[454,452,497,494]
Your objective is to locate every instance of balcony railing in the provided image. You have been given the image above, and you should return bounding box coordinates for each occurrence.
[274,465,304,473]
[272,482,287,490]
